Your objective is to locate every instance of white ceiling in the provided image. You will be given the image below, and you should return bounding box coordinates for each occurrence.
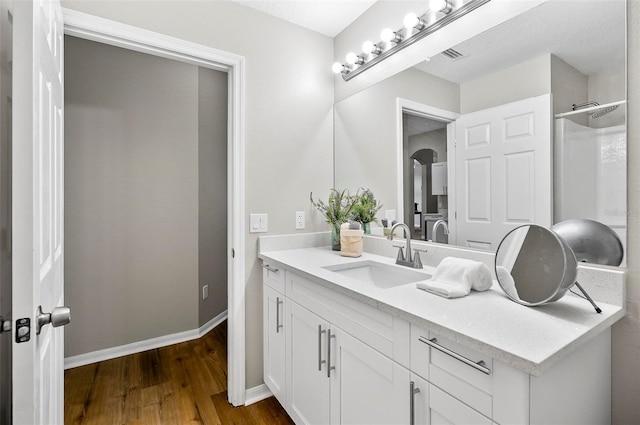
[229,0,377,37]
[414,0,626,83]
[233,1,625,138]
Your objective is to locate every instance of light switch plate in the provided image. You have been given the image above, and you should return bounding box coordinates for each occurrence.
[250,213,268,233]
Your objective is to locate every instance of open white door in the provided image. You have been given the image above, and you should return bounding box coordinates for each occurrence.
[453,94,552,250]
[12,0,67,423]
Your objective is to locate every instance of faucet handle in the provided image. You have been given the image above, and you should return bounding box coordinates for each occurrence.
[413,248,427,269]
[392,244,406,262]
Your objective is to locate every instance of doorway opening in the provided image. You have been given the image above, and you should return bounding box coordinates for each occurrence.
[400,103,456,242]
[63,10,246,406]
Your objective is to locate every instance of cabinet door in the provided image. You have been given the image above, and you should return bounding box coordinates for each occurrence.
[331,331,410,425]
[410,374,430,425]
[263,285,286,405]
[286,301,331,425]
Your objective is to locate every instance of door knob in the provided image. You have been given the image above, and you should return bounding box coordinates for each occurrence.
[36,305,71,335]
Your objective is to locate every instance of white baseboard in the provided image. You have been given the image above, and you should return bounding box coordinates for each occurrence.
[64,310,228,370]
[245,383,273,406]
[198,310,228,337]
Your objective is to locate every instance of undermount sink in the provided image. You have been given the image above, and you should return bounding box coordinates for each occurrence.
[323,260,430,289]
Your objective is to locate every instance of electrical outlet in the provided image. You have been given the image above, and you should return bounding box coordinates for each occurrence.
[202,284,209,300]
[295,211,305,229]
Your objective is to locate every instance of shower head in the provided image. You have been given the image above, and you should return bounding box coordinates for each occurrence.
[572,101,619,119]
[590,104,619,118]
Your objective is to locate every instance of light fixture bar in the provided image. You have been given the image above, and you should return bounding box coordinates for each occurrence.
[341,0,491,81]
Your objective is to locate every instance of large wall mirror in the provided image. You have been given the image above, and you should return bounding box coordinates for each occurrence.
[334,0,626,256]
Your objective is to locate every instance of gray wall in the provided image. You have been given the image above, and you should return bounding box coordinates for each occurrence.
[62,0,335,389]
[613,2,640,423]
[335,67,459,215]
[198,67,228,327]
[64,36,227,356]
[460,54,551,114]
[550,55,588,126]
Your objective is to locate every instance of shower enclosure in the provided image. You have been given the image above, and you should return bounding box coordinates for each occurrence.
[554,111,627,260]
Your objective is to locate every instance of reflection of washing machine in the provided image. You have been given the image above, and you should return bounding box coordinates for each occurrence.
[425,214,448,243]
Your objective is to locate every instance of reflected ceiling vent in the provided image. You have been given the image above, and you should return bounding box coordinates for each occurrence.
[441,48,466,60]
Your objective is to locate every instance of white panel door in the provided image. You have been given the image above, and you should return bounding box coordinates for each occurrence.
[331,330,410,425]
[12,0,67,424]
[453,94,551,250]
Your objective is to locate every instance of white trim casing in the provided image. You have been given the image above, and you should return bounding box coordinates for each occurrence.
[63,311,228,370]
[62,9,246,406]
[395,98,459,224]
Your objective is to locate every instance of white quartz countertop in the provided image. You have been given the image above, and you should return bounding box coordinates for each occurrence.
[259,246,625,376]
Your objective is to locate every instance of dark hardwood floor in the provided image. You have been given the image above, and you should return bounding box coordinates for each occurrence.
[64,321,294,425]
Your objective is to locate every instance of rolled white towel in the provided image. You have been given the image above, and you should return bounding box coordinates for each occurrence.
[416,257,493,299]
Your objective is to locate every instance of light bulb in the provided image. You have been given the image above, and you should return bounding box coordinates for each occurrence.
[403,13,419,29]
[332,62,345,74]
[362,41,381,55]
[345,52,363,65]
[381,28,401,44]
[429,0,452,14]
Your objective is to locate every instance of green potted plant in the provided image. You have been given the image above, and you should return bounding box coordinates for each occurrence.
[311,188,355,251]
[350,188,383,234]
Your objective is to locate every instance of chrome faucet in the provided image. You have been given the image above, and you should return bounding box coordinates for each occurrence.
[387,222,424,269]
[430,219,449,243]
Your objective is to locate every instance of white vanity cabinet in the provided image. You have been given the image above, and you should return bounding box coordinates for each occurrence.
[409,322,611,425]
[269,269,411,425]
[286,301,410,425]
[262,261,613,425]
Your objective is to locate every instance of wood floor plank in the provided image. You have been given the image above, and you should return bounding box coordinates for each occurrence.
[64,321,281,424]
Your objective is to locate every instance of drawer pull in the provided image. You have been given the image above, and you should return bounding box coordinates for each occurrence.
[262,264,279,273]
[419,336,491,375]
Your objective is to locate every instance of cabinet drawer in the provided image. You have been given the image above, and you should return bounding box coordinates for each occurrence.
[411,324,493,418]
[429,384,492,425]
[287,271,410,367]
[262,261,285,293]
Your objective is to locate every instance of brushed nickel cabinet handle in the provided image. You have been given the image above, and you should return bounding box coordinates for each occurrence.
[327,329,336,378]
[419,336,491,375]
[410,381,421,425]
[318,325,326,371]
[276,297,283,333]
[262,264,279,273]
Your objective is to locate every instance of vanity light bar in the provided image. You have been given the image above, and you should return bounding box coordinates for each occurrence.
[335,0,491,82]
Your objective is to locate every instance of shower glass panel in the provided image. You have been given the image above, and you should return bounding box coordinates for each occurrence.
[554,118,627,261]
